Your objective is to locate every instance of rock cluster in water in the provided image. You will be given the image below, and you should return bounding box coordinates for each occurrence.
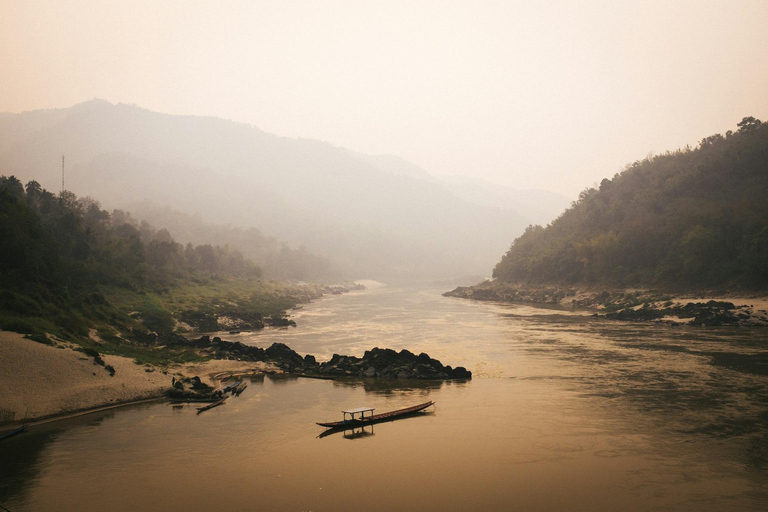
[445,283,768,327]
[601,300,758,326]
[179,283,364,333]
[168,336,471,380]
[307,347,472,380]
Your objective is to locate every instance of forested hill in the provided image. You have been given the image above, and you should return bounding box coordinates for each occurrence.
[492,117,768,290]
[0,176,317,345]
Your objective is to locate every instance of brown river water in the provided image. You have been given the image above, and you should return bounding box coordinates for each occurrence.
[2,285,768,511]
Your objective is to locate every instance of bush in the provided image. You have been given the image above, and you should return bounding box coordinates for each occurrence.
[139,299,176,335]
[82,347,100,358]
[79,347,105,366]
[24,332,52,345]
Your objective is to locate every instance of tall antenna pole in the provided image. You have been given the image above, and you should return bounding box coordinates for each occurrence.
[61,155,65,192]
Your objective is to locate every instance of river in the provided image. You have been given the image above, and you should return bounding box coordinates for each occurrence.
[2,285,768,511]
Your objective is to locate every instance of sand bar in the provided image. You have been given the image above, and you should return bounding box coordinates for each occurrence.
[0,331,278,425]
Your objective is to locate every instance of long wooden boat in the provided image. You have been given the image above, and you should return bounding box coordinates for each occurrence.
[222,380,242,394]
[196,396,228,414]
[317,401,434,428]
[0,425,27,441]
[169,397,222,404]
[234,382,248,396]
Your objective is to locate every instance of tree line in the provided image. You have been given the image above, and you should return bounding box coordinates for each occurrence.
[493,117,768,290]
[0,177,261,291]
[0,177,263,338]
[125,203,336,281]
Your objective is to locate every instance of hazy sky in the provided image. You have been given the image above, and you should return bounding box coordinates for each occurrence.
[2,0,768,197]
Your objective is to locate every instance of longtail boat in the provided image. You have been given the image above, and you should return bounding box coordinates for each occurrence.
[222,380,242,394]
[196,396,228,414]
[0,425,27,441]
[317,401,435,429]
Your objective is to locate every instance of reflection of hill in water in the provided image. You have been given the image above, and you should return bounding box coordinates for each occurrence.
[0,408,126,507]
[0,427,50,506]
[266,372,462,396]
[329,377,452,396]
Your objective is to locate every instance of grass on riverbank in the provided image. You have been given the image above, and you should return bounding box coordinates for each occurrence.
[1,275,324,366]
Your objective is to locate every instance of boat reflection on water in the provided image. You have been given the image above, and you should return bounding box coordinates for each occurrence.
[317,401,435,439]
[319,425,375,439]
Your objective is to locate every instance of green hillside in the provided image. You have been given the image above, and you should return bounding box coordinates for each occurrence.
[0,176,318,361]
[493,117,768,290]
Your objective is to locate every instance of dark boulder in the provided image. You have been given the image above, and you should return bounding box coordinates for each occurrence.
[451,366,472,379]
[265,342,305,367]
[185,335,472,381]
[309,346,471,380]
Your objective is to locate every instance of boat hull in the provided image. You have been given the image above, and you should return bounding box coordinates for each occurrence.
[317,401,434,428]
[196,397,228,413]
[0,425,27,441]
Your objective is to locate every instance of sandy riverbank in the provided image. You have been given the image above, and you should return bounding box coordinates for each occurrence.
[0,331,279,425]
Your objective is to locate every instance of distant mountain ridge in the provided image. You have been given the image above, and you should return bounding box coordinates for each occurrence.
[0,99,552,281]
[125,201,335,281]
[356,154,571,226]
[491,117,768,289]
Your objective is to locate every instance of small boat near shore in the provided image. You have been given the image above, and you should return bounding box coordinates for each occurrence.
[169,397,222,404]
[317,401,435,429]
[0,425,28,441]
[222,380,242,394]
[234,382,247,396]
[197,397,228,414]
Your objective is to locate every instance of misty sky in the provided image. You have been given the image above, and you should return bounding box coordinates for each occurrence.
[2,0,768,197]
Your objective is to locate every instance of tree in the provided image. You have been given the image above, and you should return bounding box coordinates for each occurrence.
[737,116,762,133]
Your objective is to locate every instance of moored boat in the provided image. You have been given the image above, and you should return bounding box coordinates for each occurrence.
[222,380,242,394]
[0,425,28,441]
[234,382,247,396]
[317,401,435,429]
[196,397,228,414]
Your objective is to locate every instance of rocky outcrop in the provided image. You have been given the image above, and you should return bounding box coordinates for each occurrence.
[166,375,219,401]
[265,342,305,366]
[446,282,768,327]
[168,335,471,380]
[311,347,472,380]
[265,316,297,327]
[602,300,758,326]
[445,283,574,305]
[175,283,363,333]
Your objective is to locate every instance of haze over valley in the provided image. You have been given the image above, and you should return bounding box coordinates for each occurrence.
[2,2,768,511]
[0,99,568,282]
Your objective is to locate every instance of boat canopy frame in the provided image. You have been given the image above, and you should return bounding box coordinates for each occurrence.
[341,407,374,421]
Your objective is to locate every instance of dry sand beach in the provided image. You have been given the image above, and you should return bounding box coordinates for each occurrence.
[0,331,278,426]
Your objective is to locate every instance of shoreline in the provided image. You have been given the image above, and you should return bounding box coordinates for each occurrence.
[0,331,280,427]
[3,397,166,429]
[0,283,373,427]
[1,329,470,428]
[444,282,768,326]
